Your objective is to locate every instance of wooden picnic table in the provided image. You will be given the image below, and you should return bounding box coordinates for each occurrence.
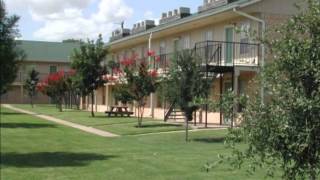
[105,106,133,117]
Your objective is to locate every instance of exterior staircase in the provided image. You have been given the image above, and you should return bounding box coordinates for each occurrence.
[164,102,185,122]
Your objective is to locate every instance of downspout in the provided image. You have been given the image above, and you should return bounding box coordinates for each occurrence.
[149,33,155,118]
[233,7,265,103]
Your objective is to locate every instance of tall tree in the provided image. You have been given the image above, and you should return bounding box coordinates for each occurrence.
[0,0,24,95]
[163,50,210,141]
[226,1,320,179]
[123,61,157,127]
[24,69,39,108]
[71,35,108,117]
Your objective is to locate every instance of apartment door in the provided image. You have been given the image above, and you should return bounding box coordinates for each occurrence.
[225,27,234,64]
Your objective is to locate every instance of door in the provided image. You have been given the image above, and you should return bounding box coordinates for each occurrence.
[225,27,234,64]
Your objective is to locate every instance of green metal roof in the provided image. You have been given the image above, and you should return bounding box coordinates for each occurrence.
[17,40,80,63]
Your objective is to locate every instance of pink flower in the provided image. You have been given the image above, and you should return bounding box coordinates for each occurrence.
[148,69,158,78]
[120,58,135,67]
[68,69,76,76]
[147,50,156,57]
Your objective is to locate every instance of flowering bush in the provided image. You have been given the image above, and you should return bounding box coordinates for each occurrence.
[37,70,75,112]
[148,69,158,78]
[120,58,135,67]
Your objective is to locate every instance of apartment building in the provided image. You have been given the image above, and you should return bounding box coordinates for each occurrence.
[1,40,79,104]
[81,0,302,125]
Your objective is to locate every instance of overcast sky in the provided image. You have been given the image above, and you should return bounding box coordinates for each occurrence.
[4,0,203,42]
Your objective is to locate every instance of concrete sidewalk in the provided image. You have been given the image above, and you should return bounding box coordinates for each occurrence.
[2,104,119,138]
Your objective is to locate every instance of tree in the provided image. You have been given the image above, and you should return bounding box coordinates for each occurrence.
[113,84,134,105]
[107,53,158,127]
[107,59,120,76]
[24,69,39,108]
[0,0,24,95]
[37,71,69,112]
[225,1,320,179]
[163,50,210,141]
[123,60,158,127]
[71,35,108,117]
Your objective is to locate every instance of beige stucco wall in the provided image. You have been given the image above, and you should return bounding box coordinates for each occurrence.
[1,61,71,104]
[111,16,260,61]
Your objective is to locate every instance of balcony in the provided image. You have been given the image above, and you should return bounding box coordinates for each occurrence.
[194,41,260,67]
[14,72,47,83]
[116,40,260,75]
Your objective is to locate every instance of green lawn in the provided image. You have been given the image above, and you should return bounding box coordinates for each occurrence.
[13,104,185,135]
[1,105,280,179]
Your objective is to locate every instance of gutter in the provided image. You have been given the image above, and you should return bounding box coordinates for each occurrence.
[108,0,262,47]
[232,4,265,103]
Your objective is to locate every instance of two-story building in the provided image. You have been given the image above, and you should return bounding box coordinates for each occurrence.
[1,40,79,104]
[81,0,303,126]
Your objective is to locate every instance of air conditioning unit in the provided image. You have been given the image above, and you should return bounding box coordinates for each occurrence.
[131,20,156,34]
[198,0,238,13]
[159,7,191,25]
[109,28,131,42]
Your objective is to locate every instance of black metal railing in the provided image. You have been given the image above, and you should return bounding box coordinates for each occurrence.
[114,41,260,75]
[195,41,260,66]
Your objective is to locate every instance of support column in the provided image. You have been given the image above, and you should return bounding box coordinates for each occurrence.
[150,93,155,118]
[219,74,223,125]
[233,69,240,127]
[105,85,109,110]
[95,90,98,112]
[20,85,24,104]
[86,96,89,110]
[80,95,83,109]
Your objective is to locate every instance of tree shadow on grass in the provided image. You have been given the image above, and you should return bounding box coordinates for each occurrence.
[0,152,116,168]
[134,123,183,128]
[193,137,225,143]
[0,112,24,116]
[0,123,57,129]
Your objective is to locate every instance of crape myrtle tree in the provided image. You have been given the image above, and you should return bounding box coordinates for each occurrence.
[24,69,39,108]
[71,34,108,117]
[0,0,24,95]
[107,53,158,127]
[224,1,320,179]
[163,50,210,141]
[37,71,70,112]
[125,61,158,127]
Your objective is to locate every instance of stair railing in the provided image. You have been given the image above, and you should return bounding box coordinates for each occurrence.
[164,100,176,122]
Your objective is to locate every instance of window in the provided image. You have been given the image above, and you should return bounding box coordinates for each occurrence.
[173,39,181,52]
[49,66,57,74]
[203,30,213,41]
[239,21,251,55]
[160,41,166,55]
[141,46,147,58]
[182,35,190,49]
[240,38,250,54]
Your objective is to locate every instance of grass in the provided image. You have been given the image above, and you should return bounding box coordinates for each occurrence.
[13,104,185,135]
[1,105,280,179]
